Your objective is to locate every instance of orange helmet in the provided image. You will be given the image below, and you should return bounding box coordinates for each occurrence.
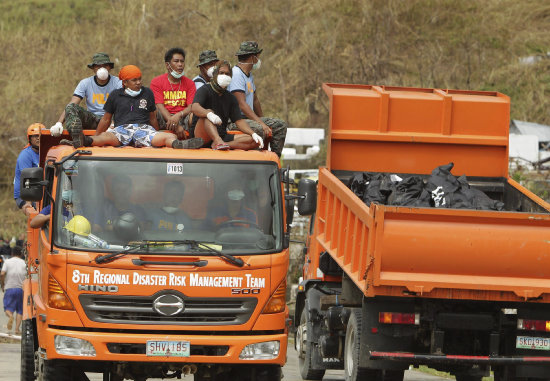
[27,123,44,137]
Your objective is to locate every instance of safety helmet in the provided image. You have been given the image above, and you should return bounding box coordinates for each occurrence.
[64,215,91,237]
[27,123,44,137]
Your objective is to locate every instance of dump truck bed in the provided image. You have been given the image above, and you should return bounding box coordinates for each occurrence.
[310,84,550,303]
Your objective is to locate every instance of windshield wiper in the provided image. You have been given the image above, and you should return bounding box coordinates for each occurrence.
[91,240,245,268]
[92,244,143,264]
[168,239,245,267]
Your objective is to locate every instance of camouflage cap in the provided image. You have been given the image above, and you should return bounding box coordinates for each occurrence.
[235,41,262,56]
[87,52,114,68]
[196,50,219,67]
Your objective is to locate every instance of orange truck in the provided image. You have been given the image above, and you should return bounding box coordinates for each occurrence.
[294,84,550,381]
[19,130,289,381]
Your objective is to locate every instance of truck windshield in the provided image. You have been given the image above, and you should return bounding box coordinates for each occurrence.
[53,159,282,254]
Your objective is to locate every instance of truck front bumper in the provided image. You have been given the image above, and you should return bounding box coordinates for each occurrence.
[42,326,287,366]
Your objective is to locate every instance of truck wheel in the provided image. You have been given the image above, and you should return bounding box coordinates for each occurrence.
[344,308,381,381]
[20,319,36,381]
[297,307,325,380]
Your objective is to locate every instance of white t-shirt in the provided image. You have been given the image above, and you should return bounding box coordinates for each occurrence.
[73,75,123,116]
[228,66,255,117]
[1,256,26,290]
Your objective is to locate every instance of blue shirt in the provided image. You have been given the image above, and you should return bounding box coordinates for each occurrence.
[13,146,39,202]
[149,207,192,232]
[73,75,122,116]
[228,66,255,117]
[192,75,207,90]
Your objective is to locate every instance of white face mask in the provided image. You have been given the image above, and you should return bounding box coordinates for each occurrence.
[162,206,179,214]
[96,67,109,80]
[206,66,215,78]
[217,74,232,88]
[169,64,184,79]
[252,58,261,70]
[125,87,142,97]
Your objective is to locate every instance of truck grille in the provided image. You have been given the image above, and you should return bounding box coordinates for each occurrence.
[79,292,257,325]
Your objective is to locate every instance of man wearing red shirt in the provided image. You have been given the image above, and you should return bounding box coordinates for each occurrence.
[150,47,196,139]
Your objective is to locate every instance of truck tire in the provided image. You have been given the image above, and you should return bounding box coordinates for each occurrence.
[297,307,325,380]
[344,308,381,381]
[20,319,36,381]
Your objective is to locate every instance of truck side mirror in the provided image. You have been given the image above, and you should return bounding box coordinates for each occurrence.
[20,167,45,202]
[297,179,317,215]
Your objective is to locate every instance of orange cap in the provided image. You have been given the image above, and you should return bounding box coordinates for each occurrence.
[118,65,142,81]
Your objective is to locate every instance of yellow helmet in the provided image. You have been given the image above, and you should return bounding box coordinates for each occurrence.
[64,215,91,236]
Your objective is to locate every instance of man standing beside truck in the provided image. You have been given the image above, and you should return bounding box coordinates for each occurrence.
[1,246,25,335]
[228,41,287,157]
[14,123,42,214]
[50,52,122,147]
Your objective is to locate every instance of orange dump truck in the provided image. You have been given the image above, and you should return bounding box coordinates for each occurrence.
[294,84,550,381]
[19,130,289,381]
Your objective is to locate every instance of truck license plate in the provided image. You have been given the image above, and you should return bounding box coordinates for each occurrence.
[516,336,550,350]
[146,340,190,357]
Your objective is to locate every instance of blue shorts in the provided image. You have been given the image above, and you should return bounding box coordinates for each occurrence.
[3,288,23,315]
[112,124,158,147]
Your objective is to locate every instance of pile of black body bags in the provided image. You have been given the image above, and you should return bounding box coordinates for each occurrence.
[348,162,504,211]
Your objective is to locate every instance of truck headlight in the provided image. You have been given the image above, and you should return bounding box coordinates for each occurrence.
[54,335,96,356]
[239,340,280,360]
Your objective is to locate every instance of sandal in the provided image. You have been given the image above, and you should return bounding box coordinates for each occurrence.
[213,143,230,151]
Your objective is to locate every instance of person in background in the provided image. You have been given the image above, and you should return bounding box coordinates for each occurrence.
[228,41,287,157]
[74,65,202,149]
[150,181,192,232]
[193,50,219,90]
[14,123,42,215]
[210,180,258,228]
[1,246,26,335]
[150,48,196,139]
[189,61,263,151]
[50,52,122,147]
[30,189,81,229]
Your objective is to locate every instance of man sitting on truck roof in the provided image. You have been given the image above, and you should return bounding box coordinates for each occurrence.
[150,47,196,140]
[73,65,203,149]
[189,61,263,151]
[227,41,287,157]
[50,53,122,148]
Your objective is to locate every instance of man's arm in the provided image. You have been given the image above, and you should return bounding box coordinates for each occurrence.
[190,102,209,118]
[234,119,257,136]
[30,214,50,229]
[95,112,113,135]
[233,92,271,136]
[0,271,5,291]
[149,112,160,131]
[252,92,264,117]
